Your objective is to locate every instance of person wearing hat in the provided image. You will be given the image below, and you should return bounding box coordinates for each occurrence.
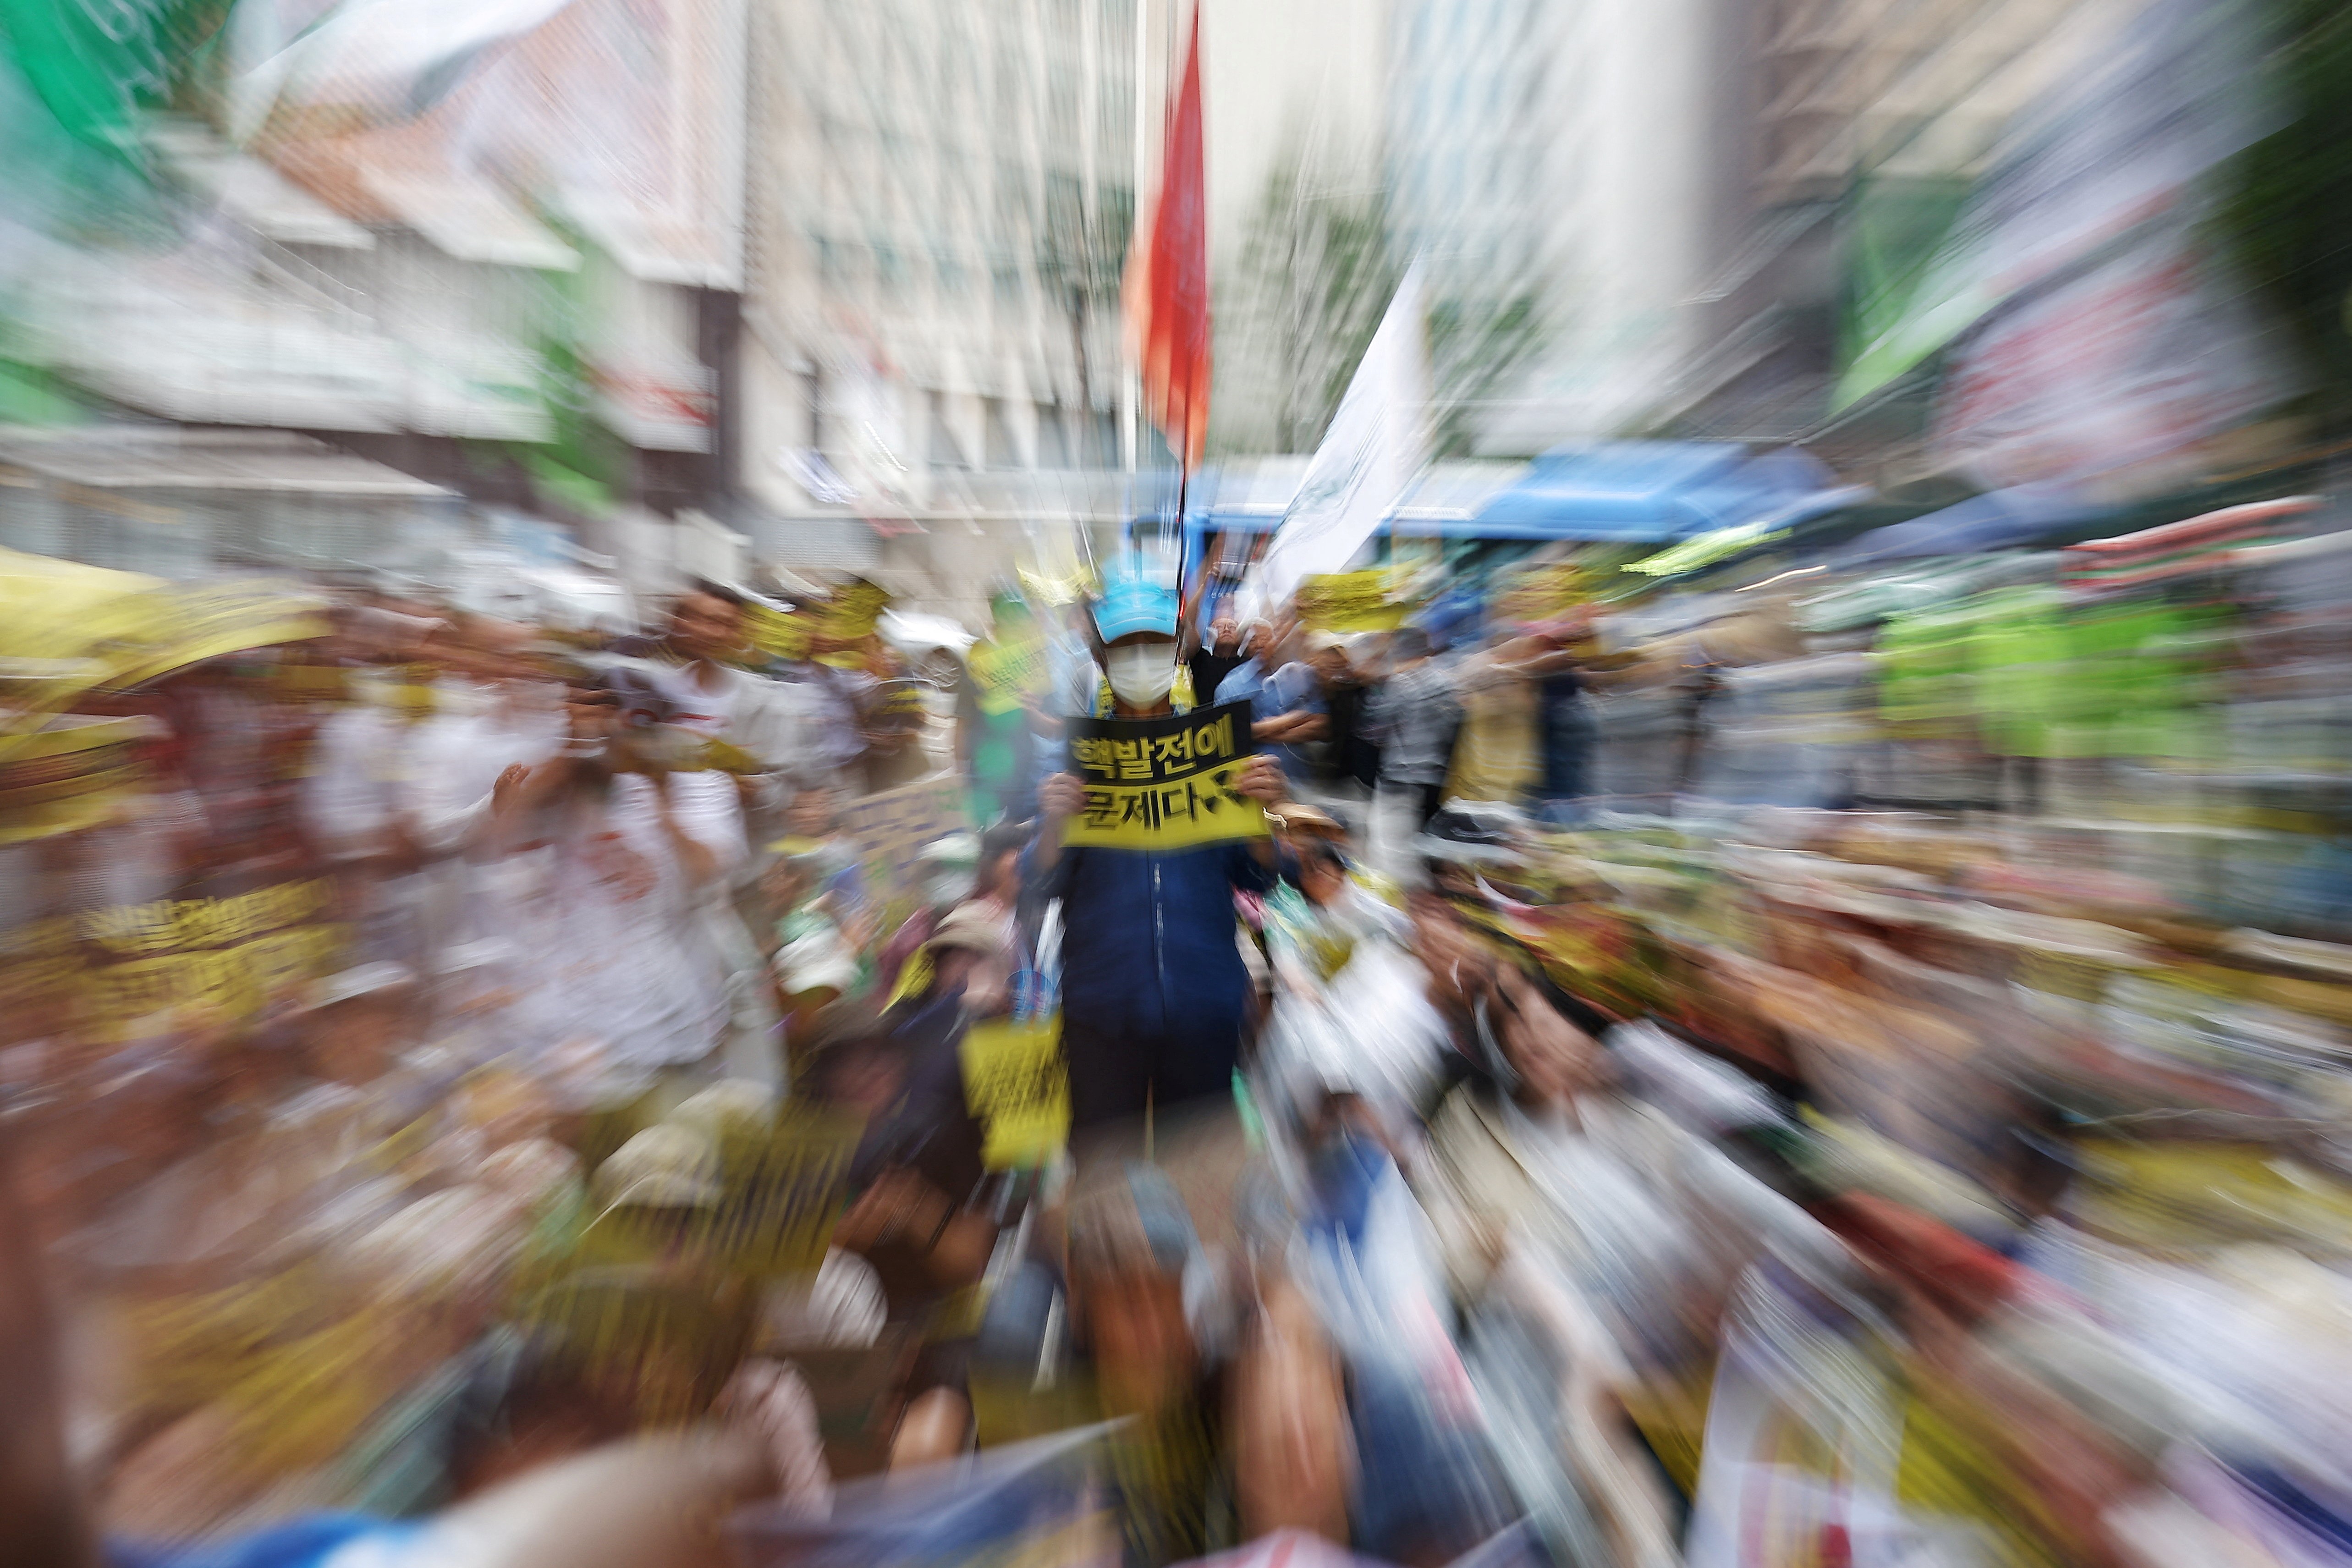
[1213,616,1330,795]
[593,1122,726,1212]
[905,897,1017,1018]
[1304,629,1380,801]
[866,831,980,1001]
[798,1002,996,1320]
[1362,627,1464,883]
[1033,571,1292,1141]
[1183,611,1253,712]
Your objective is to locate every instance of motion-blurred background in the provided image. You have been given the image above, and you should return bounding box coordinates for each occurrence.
[0,0,2339,621]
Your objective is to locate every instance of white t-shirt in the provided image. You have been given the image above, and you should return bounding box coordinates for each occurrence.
[654,662,741,741]
[499,772,746,1070]
[300,704,410,855]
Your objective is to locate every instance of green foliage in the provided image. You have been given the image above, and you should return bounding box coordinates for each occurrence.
[1224,158,1396,452]
[1426,292,1547,458]
[1223,141,1550,457]
[2211,0,2352,433]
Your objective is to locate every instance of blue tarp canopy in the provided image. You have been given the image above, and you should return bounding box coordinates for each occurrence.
[1832,481,2107,565]
[1178,459,1523,538]
[1469,442,1858,542]
[1178,443,1862,548]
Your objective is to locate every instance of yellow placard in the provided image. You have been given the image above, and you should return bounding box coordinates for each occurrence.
[746,602,812,662]
[694,1110,864,1275]
[1494,562,1590,622]
[961,1015,1070,1169]
[74,878,345,1035]
[812,579,891,663]
[1062,701,1268,850]
[968,632,1051,716]
[1298,570,1415,632]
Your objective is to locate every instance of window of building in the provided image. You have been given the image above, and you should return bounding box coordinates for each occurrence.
[927,390,970,470]
[1034,402,1071,468]
[983,397,1024,469]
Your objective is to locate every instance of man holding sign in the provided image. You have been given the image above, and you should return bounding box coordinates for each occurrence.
[1030,572,1291,1137]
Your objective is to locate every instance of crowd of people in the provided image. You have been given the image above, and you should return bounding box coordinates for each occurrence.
[17,539,2352,1568]
[4,561,1643,1568]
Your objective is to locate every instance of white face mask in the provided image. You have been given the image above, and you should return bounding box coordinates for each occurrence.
[1105,644,1177,706]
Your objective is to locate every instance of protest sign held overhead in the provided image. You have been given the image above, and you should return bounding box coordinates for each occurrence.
[1063,701,1266,850]
[743,600,812,661]
[1298,570,1419,632]
[966,630,1052,716]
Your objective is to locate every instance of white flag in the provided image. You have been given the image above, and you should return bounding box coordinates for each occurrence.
[1243,262,1427,622]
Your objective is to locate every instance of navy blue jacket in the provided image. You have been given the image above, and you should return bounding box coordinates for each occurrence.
[1028,839,1277,1042]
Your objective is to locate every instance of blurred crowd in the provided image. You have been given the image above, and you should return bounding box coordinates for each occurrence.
[7,498,2352,1568]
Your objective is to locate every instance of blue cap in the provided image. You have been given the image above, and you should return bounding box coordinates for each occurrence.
[1417,590,1483,652]
[1092,574,1179,642]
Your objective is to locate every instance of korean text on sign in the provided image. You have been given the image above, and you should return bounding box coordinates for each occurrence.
[1063,700,1267,850]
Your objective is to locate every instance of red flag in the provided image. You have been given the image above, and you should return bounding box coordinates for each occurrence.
[1126,3,1210,470]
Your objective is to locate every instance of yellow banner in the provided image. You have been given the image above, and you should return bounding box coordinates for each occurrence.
[812,579,891,663]
[1063,702,1268,850]
[967,632,1051,716]
[691,1110,864,1275]
[75,878,346,1034]
[1298,570,1415,632]
[961,1016,1070,1169]
[569,1107,863,1278]
[745,602,811,661]
[1494,562,1590,622]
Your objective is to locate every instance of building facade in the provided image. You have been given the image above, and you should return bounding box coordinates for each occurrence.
[0,0,754,595]
[1384,0,1719,454]
[1656,0,2143,484]
[736,0,1167,615]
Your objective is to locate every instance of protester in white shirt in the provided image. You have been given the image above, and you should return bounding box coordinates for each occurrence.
[482,680,747,1080]
[637,582,810,1085]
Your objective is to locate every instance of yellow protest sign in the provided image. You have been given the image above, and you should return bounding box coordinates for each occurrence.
[961,1015,1070,1169]
[745,602,812,662]
[571,1108,863,1278]
[1063,701,1267,850]
[1494,562,1590,622]
[77,878,345,1036]
[123,578,330,688]
[692,1110,864,1275]
[813,579,892,666]
[967,632,1051,716]
[0,713,148,845]
[1298,570,1415,632]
